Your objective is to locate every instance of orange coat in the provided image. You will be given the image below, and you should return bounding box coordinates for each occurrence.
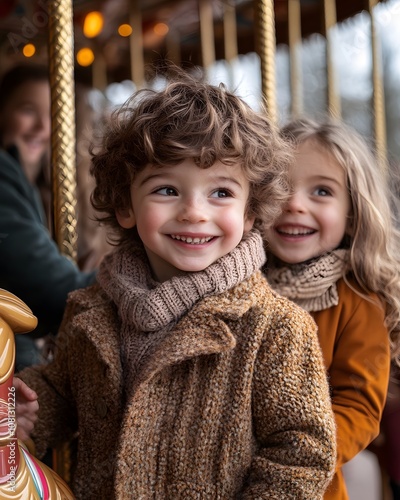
[312,278,390,500]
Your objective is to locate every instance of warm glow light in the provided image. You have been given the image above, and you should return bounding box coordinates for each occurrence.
[118,24,132,37]
[76,47,95,66]
[83,11,104,38]
[153,23,169,36]
[23,43,36,57]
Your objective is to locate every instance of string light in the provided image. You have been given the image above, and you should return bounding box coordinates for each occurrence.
[118,24,132,37]
[22,43,36,57]
[153,23,169,36]
[83,11,104,38]
[76,47,95,66]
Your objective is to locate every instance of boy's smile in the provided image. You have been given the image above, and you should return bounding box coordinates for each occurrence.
[116,159,254,282]
[170,234,214,244]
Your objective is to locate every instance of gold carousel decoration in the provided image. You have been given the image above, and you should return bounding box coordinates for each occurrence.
[0,288,73,499]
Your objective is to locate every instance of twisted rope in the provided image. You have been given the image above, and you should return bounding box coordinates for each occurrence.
[256,0,277,122]
[48,0,77,261]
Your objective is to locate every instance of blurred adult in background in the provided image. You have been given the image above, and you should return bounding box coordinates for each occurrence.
[0,64,96,371]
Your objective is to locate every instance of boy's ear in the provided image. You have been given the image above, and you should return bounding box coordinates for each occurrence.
[244,215,255,233]
[116,208,136,229]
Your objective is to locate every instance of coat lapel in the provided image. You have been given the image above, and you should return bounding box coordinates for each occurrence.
[72,299,123,400]
[72,272,265,398]
[132,281,259,389]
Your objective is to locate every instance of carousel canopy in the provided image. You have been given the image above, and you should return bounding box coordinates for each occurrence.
[0,0,387,83]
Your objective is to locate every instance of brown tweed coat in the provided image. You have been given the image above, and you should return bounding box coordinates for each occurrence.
[20,272,336,499]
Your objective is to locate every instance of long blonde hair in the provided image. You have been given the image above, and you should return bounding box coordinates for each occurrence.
[281,117,400,363]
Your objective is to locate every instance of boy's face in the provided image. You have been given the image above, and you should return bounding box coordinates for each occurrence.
[265,139,351,264]
[116,158,255,282]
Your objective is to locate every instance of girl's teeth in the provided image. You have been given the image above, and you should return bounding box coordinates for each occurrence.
[279,228,312,235]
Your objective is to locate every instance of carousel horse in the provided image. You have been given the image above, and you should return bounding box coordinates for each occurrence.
[0,288,74,499]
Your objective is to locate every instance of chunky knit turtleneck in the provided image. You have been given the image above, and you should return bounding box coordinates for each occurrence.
[97,230,265,389]
[265,249,349,312]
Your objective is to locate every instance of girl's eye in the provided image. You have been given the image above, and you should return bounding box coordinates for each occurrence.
[313,187,331,197]
[210,189,232,198]
[155,187,177,196]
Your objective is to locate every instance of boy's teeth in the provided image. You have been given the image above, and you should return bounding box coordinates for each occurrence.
[171,235,212,244]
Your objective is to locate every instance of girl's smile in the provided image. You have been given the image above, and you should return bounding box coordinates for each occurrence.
[273,224,316,238]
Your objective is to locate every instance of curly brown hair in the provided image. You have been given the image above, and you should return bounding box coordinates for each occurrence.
[90,72,292,244]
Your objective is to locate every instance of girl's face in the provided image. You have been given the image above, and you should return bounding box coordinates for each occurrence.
[266,139,351,264]
[1,80,51,183]
[116,158,255,282]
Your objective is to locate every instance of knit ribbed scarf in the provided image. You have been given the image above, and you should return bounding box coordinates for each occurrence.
[97,230,265,387]
[265,249,349,312]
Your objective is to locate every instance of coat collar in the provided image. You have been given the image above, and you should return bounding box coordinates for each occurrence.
[72,272,265,392]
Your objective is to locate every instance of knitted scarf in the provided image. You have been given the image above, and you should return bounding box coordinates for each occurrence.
[265,249,349,312]
[97,230,265,388]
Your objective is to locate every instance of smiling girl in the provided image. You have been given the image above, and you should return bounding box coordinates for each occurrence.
[264,117,400,500]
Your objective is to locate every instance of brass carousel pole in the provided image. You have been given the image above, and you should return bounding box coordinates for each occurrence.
[223,0,238,62]
[223,0,238,90]
[367,0,387,173]
[199,0,216,75]
[48,0,77,261]
[255,0,278,122]
[129,0,145,89]
[47,0,77,482]
[323,0,341,118]
[288,0,303,117]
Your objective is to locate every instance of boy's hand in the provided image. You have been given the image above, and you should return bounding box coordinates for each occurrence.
[13,377,39,442]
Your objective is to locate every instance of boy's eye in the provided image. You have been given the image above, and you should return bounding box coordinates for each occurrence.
[210,189,232,198]
[155,187,178,196]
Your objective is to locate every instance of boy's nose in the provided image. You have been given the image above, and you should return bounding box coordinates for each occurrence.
[177,197,207,223]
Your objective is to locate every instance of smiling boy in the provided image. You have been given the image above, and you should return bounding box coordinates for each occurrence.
[116,159,254,282]
[16,74,336,499]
